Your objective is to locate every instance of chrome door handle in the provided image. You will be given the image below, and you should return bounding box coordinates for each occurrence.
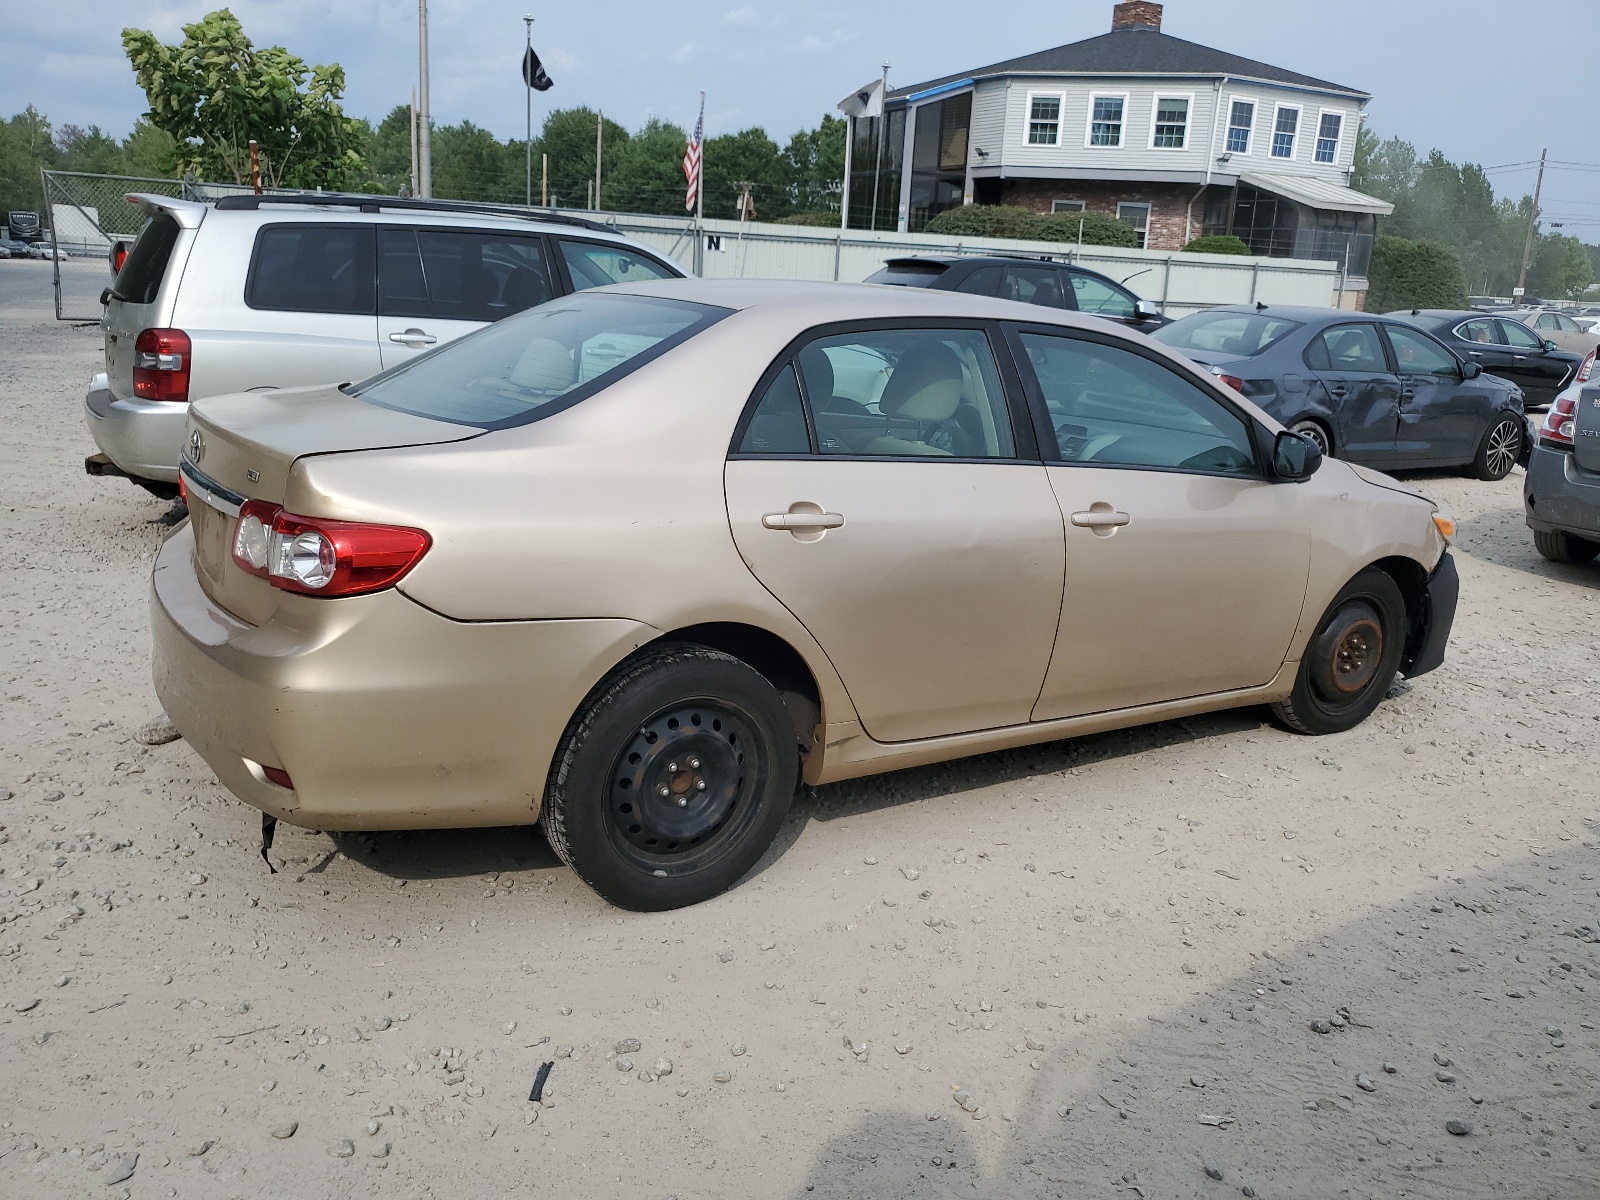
[1070,510,1131,528]
[763,511,845,530]
[388,328,437,346]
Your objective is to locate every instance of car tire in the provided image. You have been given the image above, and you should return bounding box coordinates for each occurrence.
[543,643,799,911]
[1270,567,1407,736]
[1289,420,1332,458]
[1532,529,1600,564]
[1471,414,1522,481]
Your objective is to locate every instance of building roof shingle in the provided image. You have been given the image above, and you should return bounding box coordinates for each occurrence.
[888,26,1367,102]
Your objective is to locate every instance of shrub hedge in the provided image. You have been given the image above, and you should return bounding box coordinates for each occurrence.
[1366,236,1469,312]
[1181,234,1249,255]
[923,204,1139,248]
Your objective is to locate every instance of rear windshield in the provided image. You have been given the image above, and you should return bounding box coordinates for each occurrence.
[351,293,727,429]
[114,213,181,305]
[864,263,949,288]
[1153,310,1303,357]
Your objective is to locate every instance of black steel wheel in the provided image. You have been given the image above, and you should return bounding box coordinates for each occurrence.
[543,643,798,910]
[1271,567,1407,735]
[1472,414,1522,481]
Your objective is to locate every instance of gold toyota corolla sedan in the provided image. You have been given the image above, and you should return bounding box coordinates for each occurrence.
[153,279,1459,909]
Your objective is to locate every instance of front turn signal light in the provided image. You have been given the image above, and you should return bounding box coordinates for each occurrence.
[1432,513,1456,542]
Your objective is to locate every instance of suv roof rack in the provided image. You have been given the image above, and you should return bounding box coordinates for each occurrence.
[212,191,613,232]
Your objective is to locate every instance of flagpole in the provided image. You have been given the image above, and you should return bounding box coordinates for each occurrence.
[839,114,853,231]
[695,91,705,277]
[524,14,533,207]
[869,62,888,232]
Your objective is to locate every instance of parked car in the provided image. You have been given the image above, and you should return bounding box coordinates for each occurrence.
[27,241,65,260]
[85,191,686,498]
[154,279,1458,910]
[1510,307,1600,357]
[0,238,29,258]
[0,243,10,259]
[864,255,1168,333]
[1524,378,1600,563]
[1388,309,1587,408]
[1152,306,1527,479]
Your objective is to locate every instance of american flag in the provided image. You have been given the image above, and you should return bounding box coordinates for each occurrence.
[682,103,703,213]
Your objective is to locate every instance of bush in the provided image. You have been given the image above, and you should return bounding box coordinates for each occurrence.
[1182,234,1249,255]
[775,211,840,227]
[1366,236,1469,312]
[923,204,1138,247]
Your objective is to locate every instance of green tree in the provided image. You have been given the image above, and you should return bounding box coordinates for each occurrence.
[431,121,520,204]
[1366,236,1469,311]
[122,8,364,189]
[785,114,845,216]
[56,125,131,175]
[124,119,178,177]
[1529,233,1595,300]
[703,126,791,220]
[0,106,58,214]
[604,118,688,214]
[540,107,629,209]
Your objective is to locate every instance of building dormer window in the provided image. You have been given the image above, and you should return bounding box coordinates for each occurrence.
[1087,94,1127,147]
[1027,93,1063,145]
[1314,111,1343,164]
[1225,100,1254,154]
[1150,95,1191,149]
[1271,105,1300,159]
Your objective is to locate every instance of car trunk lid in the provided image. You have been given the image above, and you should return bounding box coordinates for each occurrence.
[182,384,482,623]
[1575,383,1600,473]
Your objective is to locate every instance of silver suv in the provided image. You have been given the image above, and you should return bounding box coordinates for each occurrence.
[85,192,685,495]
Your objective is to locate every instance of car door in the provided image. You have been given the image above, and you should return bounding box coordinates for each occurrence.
[1382,323,1484,464]
[1007,325,1310,719]
[1496,318,1568,405]
[1302,322,1402,464]
[376,227,558,369]
[724,324,1066,743]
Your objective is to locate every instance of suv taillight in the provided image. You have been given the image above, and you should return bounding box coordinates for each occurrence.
[1577,350,1594,384]
[232,503,431,597]
[133,328,191,402]
[1539,395,1577,450]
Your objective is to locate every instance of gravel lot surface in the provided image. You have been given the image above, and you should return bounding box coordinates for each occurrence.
[2,259,1598,1199]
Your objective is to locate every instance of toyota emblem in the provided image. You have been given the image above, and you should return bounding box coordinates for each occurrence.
[187,429,204,463]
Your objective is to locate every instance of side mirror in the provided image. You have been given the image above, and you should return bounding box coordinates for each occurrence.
[1134,299,1161,320]
[1461,360,1483,379]
[1273,429,1323,481]
[1542,339,1558,353]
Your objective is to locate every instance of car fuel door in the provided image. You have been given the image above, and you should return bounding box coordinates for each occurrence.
[1306,322,1401,464]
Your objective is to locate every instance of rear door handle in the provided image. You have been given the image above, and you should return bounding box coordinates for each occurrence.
[388,328,437,346]
[1070,510,1131,528]
[1327,384,1347,398]
[763,511,845,530]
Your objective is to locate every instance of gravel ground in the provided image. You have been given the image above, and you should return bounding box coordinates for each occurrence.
[1,259,1598,1199]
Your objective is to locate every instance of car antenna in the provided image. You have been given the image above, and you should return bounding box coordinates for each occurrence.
[1411,307,1421,316]
[1255,301,1268,312]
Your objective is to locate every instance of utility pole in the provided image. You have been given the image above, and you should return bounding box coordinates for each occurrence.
[249,139,261,194]
[417,0,432,198]
[594,110,604,211]
[541,153,548,207]
[1516,147,1546,301]
[408,87,418,197]
[524,15,534,207]
[869,62,889,232]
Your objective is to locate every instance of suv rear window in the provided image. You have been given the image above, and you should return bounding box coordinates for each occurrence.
[247,223,376,315]
[351,293,727,430]
[114,213,181,305]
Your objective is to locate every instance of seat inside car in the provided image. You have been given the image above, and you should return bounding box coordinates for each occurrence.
[864,343,975,457]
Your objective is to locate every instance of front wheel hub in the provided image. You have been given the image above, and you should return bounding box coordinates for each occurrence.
[609,703,754,860]
[1309,600,1384,702]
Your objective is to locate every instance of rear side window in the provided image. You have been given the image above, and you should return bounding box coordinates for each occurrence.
[379,228,556,322]
[1305,324,1386,373]
[559,240,678,291]
[247,223,376,315]
[1001,266,1065,308]
[1153,310,1302,357]
[114,213,181,305]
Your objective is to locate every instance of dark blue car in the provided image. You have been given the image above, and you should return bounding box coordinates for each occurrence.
[1152,306,1526,481]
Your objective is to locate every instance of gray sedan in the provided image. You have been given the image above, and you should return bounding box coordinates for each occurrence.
[1152,306,1527,480]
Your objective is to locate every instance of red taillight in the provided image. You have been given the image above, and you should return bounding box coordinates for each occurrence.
[132,328,191,402]
[177,473,188,505]
[1217,373,1245,393]
[232,504,430,597]
[111,241,128,274]
[1578,350,1594,384]
[262,766,294,790]
[1540,395,1577,449]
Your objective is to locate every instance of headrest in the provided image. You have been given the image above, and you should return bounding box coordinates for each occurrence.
[509,337,577,393]
[879,343,964,422]
[799,345,836,403]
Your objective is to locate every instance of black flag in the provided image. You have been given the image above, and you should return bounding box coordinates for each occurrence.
[522,46,553,92]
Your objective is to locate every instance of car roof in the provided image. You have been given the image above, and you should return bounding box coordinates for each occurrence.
[1387,309,1480,322]
[1175,304,1400,327]
[879,254,1117,277]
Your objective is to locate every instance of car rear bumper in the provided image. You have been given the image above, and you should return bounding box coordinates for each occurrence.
[84,373,186,483]
[1524,444,1600,538]
[1404,551,1457,679]
[150,522,656,831]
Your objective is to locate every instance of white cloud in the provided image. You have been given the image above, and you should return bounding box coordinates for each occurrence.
[799,29,855,54]
[671,41,697,63]
[722,6,760,25]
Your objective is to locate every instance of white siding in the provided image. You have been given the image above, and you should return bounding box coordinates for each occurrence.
[968,80,1008,163]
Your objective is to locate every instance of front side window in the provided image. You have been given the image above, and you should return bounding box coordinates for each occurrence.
[1498,319,1544,350]
[1271,107,1300,159]
[1315,112,1343,164]
[1028,95,1061,145]
[1225,100,1254,154]
[560,240,678,291]
[247,223,376,315]
[1152,97,1190,149]
[1018,331,1256,475]
[1304,323,1387,373]
[1089,96,1125,147]
[1153,310,1302,357]
[1115,202,1151,248]
[1385,324,1459,376]
[788,328,1016,459]
[1068,272,1137,320]
[352,294,723,429]
[1001,266,1065,308]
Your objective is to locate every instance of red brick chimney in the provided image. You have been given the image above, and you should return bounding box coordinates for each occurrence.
[1112,1,1163,30]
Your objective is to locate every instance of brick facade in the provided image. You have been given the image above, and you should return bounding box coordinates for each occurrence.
[998,179,1202,251]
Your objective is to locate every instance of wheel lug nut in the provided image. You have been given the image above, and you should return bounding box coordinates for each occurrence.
[688,757,701,769]
[667,761,678,773]
[657,785,670,798]
[696,780,708,792]
[676,797,688,808]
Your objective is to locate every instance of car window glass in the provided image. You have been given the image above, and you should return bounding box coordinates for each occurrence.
[1067,272,1136,320]
[560,240,677,290]
[799,329,1015,459]
[1000,266,1065,308]
[1456,318,1501,345]
[1386,325,1459,376]
[1307,324,1386,373]
[115,213,180,305]
[1154,311,1301,357]
[952,265,1003,297]
[248,224,376,315]
[418,231,554,322]
[1556,314,1580,332]
[1019,332,1256,476]
[377,228,430,318]
[738,364,810,455]
[1534,313,1558,330]
[1498,320,1542,350]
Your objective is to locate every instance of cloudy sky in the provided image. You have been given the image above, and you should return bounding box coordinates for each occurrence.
[4,0,1596,230]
